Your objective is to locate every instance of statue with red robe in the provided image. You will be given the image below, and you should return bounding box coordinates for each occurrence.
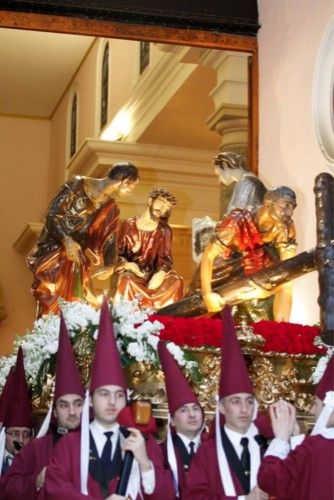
[114,188,184,310]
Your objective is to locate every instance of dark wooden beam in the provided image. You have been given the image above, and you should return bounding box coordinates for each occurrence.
[0,1,259,35]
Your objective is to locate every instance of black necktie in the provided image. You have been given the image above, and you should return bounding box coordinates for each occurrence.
[240,437,250,494]
[2,455,13,474]
[189,441,195,461]
[101,431,113,475]
[254,434,268,458]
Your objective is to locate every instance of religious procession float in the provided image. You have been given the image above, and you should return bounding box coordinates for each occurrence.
[1,160,334,429]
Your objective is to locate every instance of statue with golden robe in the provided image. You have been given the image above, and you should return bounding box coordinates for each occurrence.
[114,188,184,309]
[27,162,139,316]
[184,186,297,322]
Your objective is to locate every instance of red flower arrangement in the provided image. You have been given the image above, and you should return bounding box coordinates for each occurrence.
[150,315,326,356]
[252,321,325,355]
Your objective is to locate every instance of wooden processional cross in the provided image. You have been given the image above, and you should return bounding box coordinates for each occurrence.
[158,172,334,347]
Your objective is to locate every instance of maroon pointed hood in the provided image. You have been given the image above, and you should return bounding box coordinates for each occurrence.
[3,347,33,428]
[219,306,253,399]
[158,341,200,415]
[90,298,126,393]
[0,366,15,422]
[53,312,84,402]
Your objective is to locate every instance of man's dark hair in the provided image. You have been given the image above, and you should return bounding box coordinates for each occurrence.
[213,151,248,172]
[149,187,177,206]
[264,186,297,205]
[107,162,139,182]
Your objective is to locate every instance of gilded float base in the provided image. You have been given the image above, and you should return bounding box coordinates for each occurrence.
[124,348,318,420]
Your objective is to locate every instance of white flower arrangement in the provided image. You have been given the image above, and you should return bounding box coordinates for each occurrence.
[0,298,198,392]
[312,336,334,384]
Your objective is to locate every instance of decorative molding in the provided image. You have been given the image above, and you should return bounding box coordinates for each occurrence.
[113,46,199,143]
[13,222,43,255]
[66,139,220,225]
[203,51,249,156]
[67,139,215,177]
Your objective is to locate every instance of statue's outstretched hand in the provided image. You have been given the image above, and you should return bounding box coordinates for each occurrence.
[117,262,145,278]
[63,237,82,264]
[147,270,166,290]
[203,292,225,312]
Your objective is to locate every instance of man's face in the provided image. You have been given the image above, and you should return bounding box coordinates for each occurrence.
[103,178,138,199]
[54,394,84,430]
[116,178,139,197]
[5,427,32,455]
[268,196,296,224]
[219,393,254,434]
[214,165,244,185]
[171,403,203,439]
[214,166,233,185]
[148,197,172,222]
[91,385,126,428]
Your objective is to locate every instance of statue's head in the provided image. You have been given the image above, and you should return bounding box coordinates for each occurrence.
[106,161,139,196]
[107,161,139,182]
[263,186,297,224]
[213,151,248,185]
[148,187,177,222]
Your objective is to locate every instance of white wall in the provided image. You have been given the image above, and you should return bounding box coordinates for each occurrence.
[258,0,334,325]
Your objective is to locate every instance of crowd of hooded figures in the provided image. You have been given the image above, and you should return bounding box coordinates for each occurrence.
[0,301,333,500]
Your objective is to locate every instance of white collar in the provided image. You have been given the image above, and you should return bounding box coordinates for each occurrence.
[89,419,120,458]
[90,419,120,435]
[224,422,258,444]
[176,431,201,450]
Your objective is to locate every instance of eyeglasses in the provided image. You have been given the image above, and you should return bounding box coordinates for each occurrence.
[5,430,32,439]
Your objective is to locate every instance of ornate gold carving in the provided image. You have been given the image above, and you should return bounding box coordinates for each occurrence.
[124,362,167,406]
[32,372,54,410]
[124,347,318,415]
[72,328,95,387]
[248,353,318,412]
[188,348,221,411]
[236,318,265,353]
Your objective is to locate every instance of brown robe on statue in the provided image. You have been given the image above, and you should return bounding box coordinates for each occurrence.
[115,217,184,309]
[27,177,120,316]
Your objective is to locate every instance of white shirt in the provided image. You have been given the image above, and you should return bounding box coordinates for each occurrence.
[176,432,201,454]
[90,419,120,459]
[89,419,155,495]
[224,424,261,497]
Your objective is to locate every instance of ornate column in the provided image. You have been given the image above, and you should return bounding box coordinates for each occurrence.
[201,50,249,159]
